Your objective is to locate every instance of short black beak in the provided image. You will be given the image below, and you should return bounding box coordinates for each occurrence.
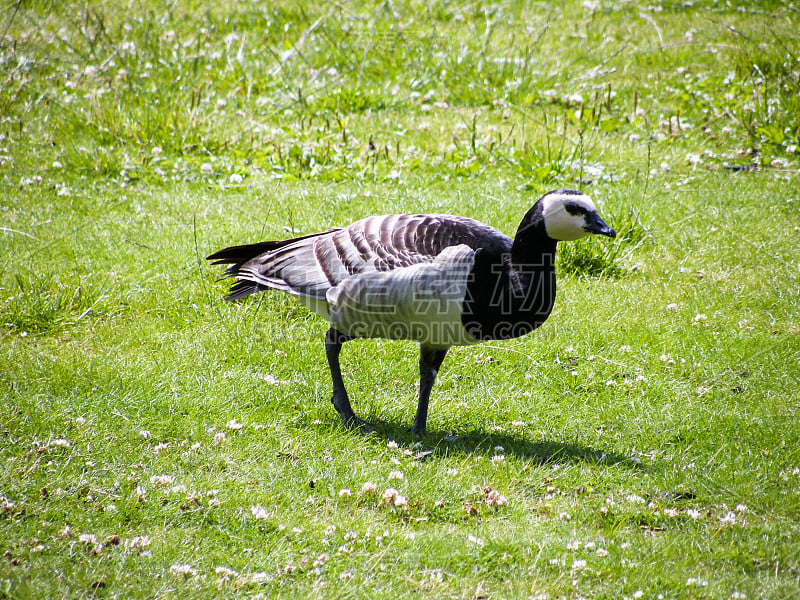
[586,215,616,238]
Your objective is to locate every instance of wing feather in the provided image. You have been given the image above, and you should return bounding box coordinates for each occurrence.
[208,213,513,308]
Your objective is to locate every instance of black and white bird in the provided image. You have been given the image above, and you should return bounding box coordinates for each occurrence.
[208,189,615,435]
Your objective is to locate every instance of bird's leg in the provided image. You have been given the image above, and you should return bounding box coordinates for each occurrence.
[409,345,449,436]
[324,328,373,431]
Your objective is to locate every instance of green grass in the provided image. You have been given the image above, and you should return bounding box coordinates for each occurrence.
[2,0,800,598]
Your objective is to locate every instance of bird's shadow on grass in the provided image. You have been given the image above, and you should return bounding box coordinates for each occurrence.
[353,417,645,470]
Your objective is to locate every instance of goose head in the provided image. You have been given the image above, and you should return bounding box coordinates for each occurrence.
[535,189,616,241]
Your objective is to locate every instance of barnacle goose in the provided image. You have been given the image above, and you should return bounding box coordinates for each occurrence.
[208,189,615,435]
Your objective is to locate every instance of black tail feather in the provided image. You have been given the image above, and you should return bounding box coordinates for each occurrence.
[207,231,333,301]
[207,232,330,269]
[224,280,268,302]
[207,240,286,266]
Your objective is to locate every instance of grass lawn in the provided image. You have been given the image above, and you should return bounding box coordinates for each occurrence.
[1,0,799,598]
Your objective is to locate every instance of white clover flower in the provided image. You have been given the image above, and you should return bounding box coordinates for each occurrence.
[228,173,243,185]
[382,488,407,508]
[686,509,702,521]
[251,505,270,520]
[213,432,226,445]
[139,430,151,439]
[360,481,378,494]
[313,553,329,567]
[150,475,175,487]
[572,559,587,570]
[170,564,198,579]
[135,486,147,502]
[259,373,287,385]
[388,470,404,481]
[485,489,508,508]
[119,41,136,55]
[126,535,151,550]
[565,93,584,105]
[48,439,71,449]
[338,488,351,498]
[79,533,97,545]
[215,566,238,579]
[771,158,789,169]
[225,419,243,430]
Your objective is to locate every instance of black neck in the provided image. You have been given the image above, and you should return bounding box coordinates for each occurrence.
[510,205,558,271]
[461,209,558,341]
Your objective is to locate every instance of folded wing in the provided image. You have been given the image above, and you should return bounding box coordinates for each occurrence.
[207,213,512,315]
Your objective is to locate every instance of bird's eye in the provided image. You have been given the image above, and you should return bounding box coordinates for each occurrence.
[563,202,586,216]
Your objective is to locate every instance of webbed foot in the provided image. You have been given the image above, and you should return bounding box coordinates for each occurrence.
[343,414,375,433]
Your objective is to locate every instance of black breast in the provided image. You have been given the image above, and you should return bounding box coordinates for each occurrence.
[461,248,557,341]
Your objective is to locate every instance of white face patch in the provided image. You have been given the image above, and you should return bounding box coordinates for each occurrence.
[541,192,597,241]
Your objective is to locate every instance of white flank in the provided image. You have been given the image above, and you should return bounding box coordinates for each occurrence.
[327,245,479,347]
